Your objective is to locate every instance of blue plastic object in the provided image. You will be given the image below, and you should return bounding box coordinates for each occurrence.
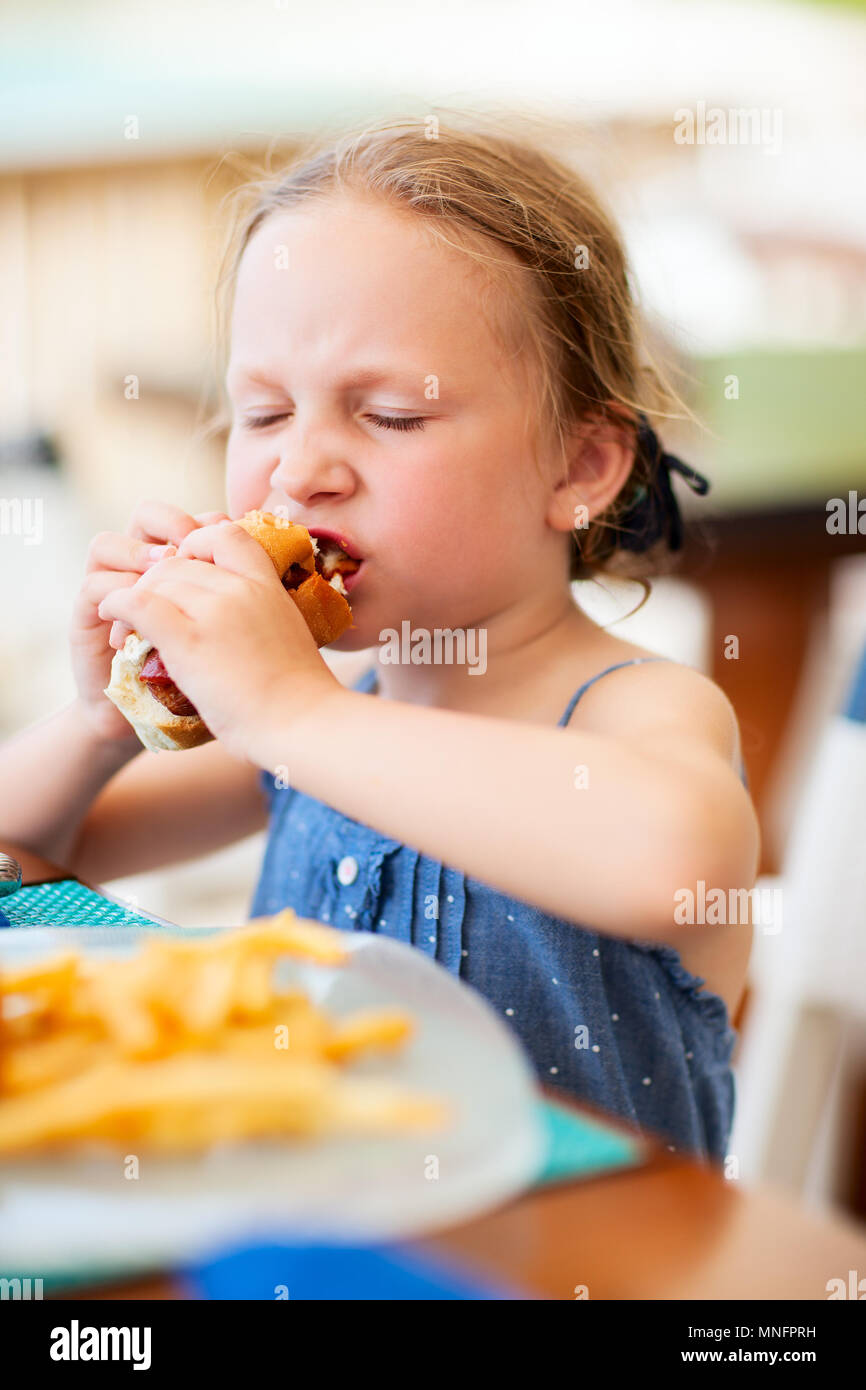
[843,642,866,722]
[180,1240,525,1301]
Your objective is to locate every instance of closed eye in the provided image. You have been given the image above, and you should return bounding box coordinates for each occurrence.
[366,414,426,432]
[241,411,289,428]
[243,414,289,431]
[241,412,427,433]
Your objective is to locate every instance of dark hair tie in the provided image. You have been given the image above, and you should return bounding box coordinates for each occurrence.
[617,413,711,553]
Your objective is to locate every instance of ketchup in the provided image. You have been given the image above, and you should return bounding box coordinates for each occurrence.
[139,650,199,718]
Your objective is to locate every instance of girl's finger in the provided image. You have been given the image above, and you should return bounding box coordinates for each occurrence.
[173,522,277,583]
[137,554,242,595]
[96,585,192,645]
[126,500,204,546]
[85,531,175,577]
[74,568,143,631]
[129,578,225,622]
[109,621,134,650]
[102,575,223,627]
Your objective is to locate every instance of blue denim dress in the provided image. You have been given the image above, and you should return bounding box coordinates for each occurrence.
[250,657,744,1163]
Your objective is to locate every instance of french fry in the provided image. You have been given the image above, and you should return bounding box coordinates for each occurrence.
[0,911,447,1155]
[0,1028,106,1094]
[178,954,242,1036]
[324,1009,414,1061]
[0,1054,445,1154]
[141,911,350,966]
[233,912,351,964]
[83,971,162,1059]
[0,954,79,996]
[231,952,273,1020]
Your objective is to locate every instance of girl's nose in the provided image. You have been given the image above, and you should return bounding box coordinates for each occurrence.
[269,447,357,507]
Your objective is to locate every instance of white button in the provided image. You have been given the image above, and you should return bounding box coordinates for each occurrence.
[336,855,359,886]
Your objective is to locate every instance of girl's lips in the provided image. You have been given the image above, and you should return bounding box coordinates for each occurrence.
[343,561,365,593]
[306,527,363,562]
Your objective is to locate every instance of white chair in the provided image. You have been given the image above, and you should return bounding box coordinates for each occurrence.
[731,615,866,1214]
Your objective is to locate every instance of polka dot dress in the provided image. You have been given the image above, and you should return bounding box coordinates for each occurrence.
[250,660,744,1163]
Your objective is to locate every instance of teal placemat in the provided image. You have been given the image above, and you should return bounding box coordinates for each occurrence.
[0,880,174,929]
[534,1097,645,1186]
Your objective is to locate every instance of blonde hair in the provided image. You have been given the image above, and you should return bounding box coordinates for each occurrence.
[208,111,696,597]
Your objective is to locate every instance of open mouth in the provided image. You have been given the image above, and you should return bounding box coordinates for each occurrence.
[305,531,364,597]
[279,533,364,598]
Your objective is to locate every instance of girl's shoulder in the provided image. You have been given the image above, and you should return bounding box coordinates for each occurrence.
[563,639,744,781]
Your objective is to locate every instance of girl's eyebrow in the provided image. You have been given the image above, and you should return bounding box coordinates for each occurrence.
[226,364,431,394]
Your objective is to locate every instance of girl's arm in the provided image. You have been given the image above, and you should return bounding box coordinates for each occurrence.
[0,698,268,880]
[253,663,760,942]
[0,700,143,866]
[93,524,759,941]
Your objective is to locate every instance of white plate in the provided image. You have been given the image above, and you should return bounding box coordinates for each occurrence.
[0,927,545,1282]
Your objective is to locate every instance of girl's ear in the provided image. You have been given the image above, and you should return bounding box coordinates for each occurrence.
[546,410,636,537]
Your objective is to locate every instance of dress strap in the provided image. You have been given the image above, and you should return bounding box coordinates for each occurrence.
[557,657,671,727]
[355,659,671,718]
[354,657,748,787]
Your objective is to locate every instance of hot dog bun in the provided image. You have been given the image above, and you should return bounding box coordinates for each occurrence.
[103,511,355,753]
[104,633,212,753]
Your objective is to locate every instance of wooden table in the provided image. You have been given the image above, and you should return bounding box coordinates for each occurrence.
[4,840,866,1301]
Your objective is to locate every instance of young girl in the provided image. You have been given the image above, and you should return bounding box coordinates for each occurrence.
[0,118,759,1164]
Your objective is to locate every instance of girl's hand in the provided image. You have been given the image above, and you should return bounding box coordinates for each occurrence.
[95,521,342,764]
[70,501,231,744]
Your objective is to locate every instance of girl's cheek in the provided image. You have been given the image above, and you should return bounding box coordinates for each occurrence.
[225,435,269,515]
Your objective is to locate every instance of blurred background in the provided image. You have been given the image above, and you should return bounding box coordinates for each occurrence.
[1,0,865,1219]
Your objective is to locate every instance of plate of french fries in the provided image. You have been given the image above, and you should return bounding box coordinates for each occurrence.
[0,911,544,1281]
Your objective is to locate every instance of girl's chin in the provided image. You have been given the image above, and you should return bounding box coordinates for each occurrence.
[328,622,376,653]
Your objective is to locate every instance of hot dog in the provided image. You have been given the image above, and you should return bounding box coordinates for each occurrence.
[103,511,357,752]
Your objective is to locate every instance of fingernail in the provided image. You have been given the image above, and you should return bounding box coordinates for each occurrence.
[148,544,176,558]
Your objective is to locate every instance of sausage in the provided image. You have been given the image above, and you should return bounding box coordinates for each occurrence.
[139,650,200,719]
